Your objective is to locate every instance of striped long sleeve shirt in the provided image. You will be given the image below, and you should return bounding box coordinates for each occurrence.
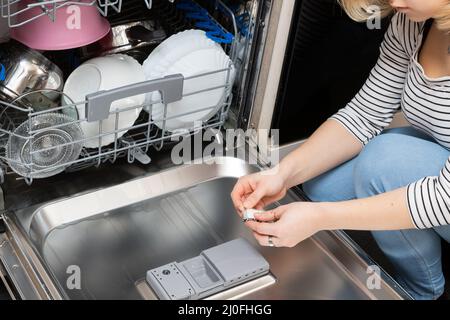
[330,13,450,229]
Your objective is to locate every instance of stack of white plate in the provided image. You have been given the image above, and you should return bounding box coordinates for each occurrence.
[143,29,235,133]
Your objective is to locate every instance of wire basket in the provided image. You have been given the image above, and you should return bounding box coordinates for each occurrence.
[0,0,223,28]
[0,67,235,183]
[0,0,240,184]
[1,0,104,28]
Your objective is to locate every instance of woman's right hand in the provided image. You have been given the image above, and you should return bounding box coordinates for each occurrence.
[230,169,288,216]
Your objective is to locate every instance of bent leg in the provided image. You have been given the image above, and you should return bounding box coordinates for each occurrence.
[353,132,450,299]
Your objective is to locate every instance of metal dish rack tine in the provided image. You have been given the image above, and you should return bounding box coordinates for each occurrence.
[3,0,190,28]
[96,120,103,167]
[96,0,122,16]
[3,0,99,28]
[112,110,119,163]
[154,101,169,151]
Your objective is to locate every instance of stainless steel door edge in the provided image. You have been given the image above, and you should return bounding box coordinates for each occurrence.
[0,215,62,300]
[328,230,412,300]
[0,234,39,300]
[311,231,410,300]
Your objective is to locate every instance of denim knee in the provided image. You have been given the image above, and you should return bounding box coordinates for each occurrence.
[302,158,357,202]
[353,133,448,198]
[353,134,400,198]
[302,178,326,202]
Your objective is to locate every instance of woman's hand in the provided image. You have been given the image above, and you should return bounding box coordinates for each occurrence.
[245,202,324,248]
[230,168,288,216]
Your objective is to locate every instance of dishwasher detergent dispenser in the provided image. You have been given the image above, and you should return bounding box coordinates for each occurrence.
[146,238,270,300]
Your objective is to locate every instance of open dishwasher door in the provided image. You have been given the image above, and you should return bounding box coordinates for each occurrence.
[0,156,410,300]
[0,0,410,300]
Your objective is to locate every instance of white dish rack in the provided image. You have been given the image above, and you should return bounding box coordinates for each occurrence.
[0,0,243,184]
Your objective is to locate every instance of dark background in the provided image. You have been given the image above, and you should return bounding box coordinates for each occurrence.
[272,0,390,145]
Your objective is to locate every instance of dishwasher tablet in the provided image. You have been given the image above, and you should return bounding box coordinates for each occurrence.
[242,209,266,222]
[146,238,270,300]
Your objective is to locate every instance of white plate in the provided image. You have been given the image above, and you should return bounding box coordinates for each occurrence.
[148,48,235,132]
[63,55,145,149]
[143,30,220,71]
[142,30,222,106]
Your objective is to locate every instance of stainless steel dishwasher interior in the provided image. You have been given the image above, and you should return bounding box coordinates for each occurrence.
[7,157,408,300]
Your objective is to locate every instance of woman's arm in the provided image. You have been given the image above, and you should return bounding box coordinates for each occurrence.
[245,187,414,248]
[237,119,364,211]
[233,13,412,216]
[319,187,414,231]
[277,119,363,189]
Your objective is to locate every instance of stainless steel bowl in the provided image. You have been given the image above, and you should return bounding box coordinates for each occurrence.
[80,19,167,62]
[0,41,63,102]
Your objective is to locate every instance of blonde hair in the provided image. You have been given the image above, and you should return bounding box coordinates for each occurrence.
[338,0,450,33]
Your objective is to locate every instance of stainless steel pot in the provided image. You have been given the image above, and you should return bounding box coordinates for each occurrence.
[0,41,63,102]
[79,19,167,62]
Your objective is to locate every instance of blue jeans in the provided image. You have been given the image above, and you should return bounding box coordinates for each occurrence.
[302,127,450,300]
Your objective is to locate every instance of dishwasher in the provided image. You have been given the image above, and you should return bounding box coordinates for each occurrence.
[0,0,411,300]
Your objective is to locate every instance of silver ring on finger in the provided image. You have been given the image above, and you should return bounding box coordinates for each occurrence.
[268,235,275,247]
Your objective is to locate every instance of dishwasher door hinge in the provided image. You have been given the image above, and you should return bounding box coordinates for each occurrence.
[0,217,5,234]
[0,186,4,214]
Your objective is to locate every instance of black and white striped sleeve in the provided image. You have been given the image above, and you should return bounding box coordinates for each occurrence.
[407,160,450,229]
[329,13,412,145]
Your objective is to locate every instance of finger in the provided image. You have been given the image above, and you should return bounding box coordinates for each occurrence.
[253,211,277,222]
[254,207,285,222]
[231,180,250,214]
[258,191,286,208]
[245,220,279,236]
[230,183,244,211]
[255,202,265,211]
[253,199,268,211]
[243,185,267,209]
[253,232,280,247]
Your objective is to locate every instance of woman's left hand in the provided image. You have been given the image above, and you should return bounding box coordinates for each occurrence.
[245,202,324,248]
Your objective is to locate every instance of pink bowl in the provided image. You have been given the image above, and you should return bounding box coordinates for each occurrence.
[11,0,110,51]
